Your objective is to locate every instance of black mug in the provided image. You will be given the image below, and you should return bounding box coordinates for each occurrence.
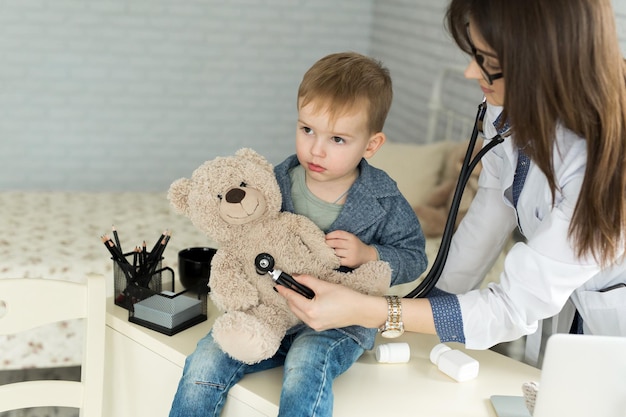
[178,247,217,293]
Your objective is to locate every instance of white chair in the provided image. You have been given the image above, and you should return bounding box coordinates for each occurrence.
[0,275,106,417]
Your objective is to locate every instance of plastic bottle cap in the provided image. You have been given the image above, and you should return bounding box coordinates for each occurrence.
[429,343,452,365]
[429,343,479,382]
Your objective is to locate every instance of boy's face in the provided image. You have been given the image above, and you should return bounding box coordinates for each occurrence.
[296,99,384,187]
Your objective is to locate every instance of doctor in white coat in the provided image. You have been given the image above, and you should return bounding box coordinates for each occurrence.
[440,102,626,364]
[276,0,626,364]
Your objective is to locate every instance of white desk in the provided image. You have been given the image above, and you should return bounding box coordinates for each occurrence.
[104,297,540,417]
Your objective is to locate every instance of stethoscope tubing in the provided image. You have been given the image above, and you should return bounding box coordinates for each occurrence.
[405,99,505,299]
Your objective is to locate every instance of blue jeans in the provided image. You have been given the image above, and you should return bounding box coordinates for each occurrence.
[169,327,365,417]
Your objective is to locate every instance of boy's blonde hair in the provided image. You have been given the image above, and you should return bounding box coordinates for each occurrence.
[297,52,392,134]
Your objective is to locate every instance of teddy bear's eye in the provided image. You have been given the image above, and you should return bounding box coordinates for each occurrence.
[217,194,223,200]
[240,182,247,187]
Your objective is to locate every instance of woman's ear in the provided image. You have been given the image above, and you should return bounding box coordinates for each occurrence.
[363,132,386,158]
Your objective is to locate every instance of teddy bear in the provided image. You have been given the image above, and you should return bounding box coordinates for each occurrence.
[413,138,484,237]
[168,148,391,364]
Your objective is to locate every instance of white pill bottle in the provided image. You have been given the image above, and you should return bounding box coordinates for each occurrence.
[429,343,479,382]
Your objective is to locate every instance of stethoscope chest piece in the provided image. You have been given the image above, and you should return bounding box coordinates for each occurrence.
[255,253,275,275]
[254,252,315,299]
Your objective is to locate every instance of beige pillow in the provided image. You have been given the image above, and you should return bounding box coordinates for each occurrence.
[368,141,452,207]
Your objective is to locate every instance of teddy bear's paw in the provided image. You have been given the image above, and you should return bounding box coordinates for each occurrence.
[212,312,282,365]
[365,260,393,295]
[209,286,258,312]
[332,261,391,296]
[318,247,342,269]
[351,261,392,295]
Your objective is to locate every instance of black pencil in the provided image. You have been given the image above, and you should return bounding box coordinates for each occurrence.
[112,225,122,253]
[101,228,171,289]
[133,246,138,271]
[149,230,167,256]
[102,236,135,283]
[102,235,124,264]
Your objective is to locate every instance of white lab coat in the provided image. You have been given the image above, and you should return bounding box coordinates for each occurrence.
[437,103,626,359]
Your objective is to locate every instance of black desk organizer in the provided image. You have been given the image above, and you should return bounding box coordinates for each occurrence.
[113,253,207,336]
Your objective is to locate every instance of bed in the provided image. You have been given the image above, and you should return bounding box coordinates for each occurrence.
[0,191,211,370]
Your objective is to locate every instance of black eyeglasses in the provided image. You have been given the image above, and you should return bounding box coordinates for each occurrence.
[466,24,503,85]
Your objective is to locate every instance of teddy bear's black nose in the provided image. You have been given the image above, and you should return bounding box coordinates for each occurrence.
[225,188,245,204]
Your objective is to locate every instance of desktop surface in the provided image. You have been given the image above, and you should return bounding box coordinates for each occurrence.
[105,297,540,417]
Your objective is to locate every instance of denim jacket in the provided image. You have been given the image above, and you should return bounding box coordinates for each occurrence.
[275,154,427,349]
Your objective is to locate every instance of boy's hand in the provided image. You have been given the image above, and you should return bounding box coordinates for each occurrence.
[325,230,378,268]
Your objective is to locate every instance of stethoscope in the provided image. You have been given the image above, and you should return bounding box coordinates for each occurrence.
[255,252,315,299]
[404,98,506,298]
[256,98,507,300]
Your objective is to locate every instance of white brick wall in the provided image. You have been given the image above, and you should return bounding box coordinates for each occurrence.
[2,0,626,190]
[374,0,626,146]
[370,0,478,145]
[0,0,373,190]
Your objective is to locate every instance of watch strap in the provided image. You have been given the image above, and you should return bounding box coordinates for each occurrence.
[380,295,404,338]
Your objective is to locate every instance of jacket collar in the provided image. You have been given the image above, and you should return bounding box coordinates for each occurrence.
[276,155,398,234]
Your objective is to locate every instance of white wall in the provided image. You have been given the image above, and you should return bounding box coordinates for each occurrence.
[370,1,478,145]
[2,0,626,191]
[0,0,373,191]
[372,0,626,146]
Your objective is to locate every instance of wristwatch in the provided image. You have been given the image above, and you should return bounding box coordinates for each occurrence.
[379,295,404,338]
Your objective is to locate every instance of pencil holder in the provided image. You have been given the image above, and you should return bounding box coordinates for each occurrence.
[113,252,175,310]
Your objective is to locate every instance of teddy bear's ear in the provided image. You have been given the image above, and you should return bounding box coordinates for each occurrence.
[168,178,192,214]
[236,148,273,173]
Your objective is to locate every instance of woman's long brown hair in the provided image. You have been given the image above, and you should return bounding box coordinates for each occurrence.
[446,0,626,265]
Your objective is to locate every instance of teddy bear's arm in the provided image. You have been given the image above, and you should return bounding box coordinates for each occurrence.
[290,213,340,269]
[209,250,260,311]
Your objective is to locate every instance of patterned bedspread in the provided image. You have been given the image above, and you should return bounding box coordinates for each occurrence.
[0,192,212,370]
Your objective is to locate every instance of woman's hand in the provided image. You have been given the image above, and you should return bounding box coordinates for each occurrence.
[275,274,387,331]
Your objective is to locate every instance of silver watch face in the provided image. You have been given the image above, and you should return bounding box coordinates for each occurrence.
[381,328,403,338]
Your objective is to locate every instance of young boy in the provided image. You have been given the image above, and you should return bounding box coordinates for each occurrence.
[169,52,427,417]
